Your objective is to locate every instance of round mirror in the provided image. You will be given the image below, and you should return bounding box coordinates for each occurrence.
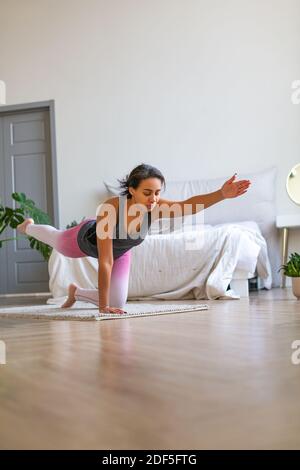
[286,163,300,205]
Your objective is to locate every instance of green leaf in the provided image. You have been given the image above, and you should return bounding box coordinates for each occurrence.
[279,252,300,276]
[0,192,53,261]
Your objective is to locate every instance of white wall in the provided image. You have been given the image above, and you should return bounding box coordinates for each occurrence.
[1,0,300,276]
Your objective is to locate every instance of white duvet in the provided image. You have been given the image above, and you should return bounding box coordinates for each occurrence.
[48,222,272,303]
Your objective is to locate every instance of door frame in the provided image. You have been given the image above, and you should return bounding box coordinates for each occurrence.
[0,99,59,227]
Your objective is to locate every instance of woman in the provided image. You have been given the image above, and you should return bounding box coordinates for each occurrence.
[17,163,251,314]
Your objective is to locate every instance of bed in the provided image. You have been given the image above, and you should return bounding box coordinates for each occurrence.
[47,166,279,302]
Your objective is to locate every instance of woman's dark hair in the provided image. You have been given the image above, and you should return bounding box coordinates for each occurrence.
[117,163,166,198]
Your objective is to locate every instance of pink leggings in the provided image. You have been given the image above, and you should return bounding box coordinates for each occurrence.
[26,220,132,308]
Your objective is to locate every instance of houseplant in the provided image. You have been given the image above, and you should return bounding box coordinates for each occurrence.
[0,192,53,261]
[278,252,300,299]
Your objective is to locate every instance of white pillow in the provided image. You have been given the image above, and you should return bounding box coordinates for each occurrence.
[103,181,121,197]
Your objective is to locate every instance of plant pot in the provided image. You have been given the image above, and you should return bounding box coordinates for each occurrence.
[292,277,300,300]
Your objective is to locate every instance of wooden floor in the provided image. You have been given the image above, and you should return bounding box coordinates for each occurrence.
[0,288,300,450]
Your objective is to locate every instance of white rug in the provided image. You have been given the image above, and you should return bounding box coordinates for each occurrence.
[0,301,209,321]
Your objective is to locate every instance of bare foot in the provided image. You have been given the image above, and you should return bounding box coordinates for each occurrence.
[61,283,78,308]
[17,218,34,234]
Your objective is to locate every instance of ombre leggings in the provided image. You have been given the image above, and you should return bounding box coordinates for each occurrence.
[25,220,132,308]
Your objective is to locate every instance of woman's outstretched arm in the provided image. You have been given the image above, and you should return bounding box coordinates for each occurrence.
[155,173,251,218]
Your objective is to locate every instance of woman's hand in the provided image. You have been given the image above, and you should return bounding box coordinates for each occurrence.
[99,306,127,314]
[221,174,251,199]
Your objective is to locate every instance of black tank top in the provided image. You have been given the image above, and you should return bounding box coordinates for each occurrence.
[77,197,152,259]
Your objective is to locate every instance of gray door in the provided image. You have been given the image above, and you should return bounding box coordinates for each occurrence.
[0,109,55,294]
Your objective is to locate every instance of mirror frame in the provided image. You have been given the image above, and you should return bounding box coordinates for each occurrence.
[286,163,300,205]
